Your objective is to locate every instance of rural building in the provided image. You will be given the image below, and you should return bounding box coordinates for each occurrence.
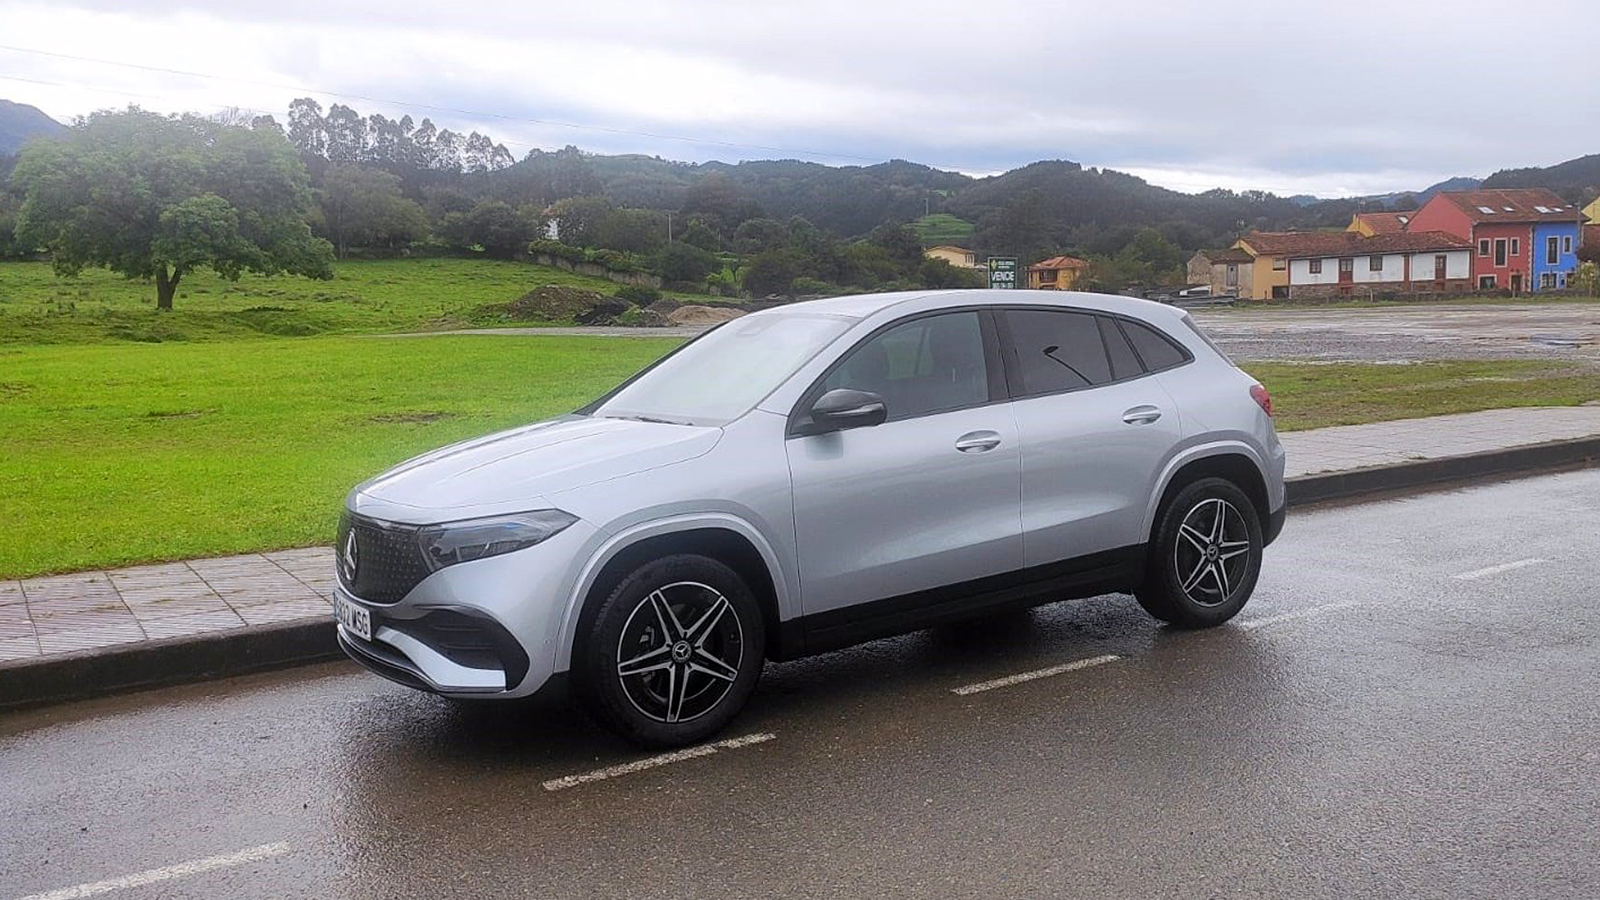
[1026,255,1090,290]
[923,245,982,269]
[1347,211,1413,236]
[1583,197,1600,224]
[1406,189,1584,292]
[1186,250,1215,285]
[1204,249,1254,297]
[1235,230,1470,300]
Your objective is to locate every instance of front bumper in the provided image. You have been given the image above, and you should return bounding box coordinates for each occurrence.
[331,517,598,698]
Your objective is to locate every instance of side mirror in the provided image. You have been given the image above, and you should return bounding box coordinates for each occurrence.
[809,388,888,432]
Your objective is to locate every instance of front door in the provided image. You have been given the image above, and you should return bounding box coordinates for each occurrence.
[1511,272,1523,294]
[786,310,1022,620]
[1338,257,1354,284]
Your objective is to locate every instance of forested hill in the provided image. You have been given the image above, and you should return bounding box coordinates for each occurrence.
[1483,154,1600,204]
[0,99,65,155]
[487,151,1370,253]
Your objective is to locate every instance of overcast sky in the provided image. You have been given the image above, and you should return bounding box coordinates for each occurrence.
[3,0,1597,197]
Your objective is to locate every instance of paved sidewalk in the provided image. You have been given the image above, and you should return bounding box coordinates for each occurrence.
[3,405,1599,669]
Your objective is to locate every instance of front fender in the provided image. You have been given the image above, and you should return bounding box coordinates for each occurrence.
[549,512,795,673]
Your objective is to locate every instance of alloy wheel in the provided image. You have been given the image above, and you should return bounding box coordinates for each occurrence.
[1173,497,1252,607]
[615,581,744,724]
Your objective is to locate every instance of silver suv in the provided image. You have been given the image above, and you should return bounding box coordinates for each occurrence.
[334,290,1286,746]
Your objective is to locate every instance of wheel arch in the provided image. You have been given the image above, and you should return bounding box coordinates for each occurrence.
[1144,445,1272,542]
[557,515,790,672]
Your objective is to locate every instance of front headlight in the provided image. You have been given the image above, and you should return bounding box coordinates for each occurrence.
[417,510,579,571]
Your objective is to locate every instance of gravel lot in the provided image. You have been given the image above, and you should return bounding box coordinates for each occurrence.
[1191,302,1600,366]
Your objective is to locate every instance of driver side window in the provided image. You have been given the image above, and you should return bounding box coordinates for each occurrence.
[820,311,989,421]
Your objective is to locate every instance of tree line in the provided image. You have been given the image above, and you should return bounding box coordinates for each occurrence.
[3,97,1478,308]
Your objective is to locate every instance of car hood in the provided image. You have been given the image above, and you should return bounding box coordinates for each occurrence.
[352,415,721,517]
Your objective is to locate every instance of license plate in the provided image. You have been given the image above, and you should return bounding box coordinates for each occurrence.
[335,593,372,642]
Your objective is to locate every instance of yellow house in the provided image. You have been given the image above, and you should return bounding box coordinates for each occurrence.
[1231,235,1292,300]
[1583,197,1600,224]
[1347,210,1413,237]
[1026,255,1089,290]
[923,245,981,269]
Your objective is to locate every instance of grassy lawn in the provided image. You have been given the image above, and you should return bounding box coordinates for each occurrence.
[0,258,701,345]
[1253,360,1600,431]
[0,335,678,578]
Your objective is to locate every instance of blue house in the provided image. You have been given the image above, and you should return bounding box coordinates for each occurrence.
[1533,218,1582,290]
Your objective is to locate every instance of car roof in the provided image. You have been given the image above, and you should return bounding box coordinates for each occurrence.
[763,289,1187,323]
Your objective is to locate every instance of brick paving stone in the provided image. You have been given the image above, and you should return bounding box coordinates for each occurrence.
[0,636,41,661]
[187,556,321,608]
[235,597,331,627]
[36,622,147,654]
[140,610,248,641]
[0,581,24,606]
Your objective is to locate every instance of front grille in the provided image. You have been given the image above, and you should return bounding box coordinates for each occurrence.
[337,513,431,603]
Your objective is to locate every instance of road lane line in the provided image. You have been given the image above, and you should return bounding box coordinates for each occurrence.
[542,732,776,792]
[1237,602,1363,631]
[951,654,1122,696]
[12,842,290,900]
[1454,558,1546,580]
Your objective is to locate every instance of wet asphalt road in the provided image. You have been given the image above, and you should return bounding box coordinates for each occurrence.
[3,469,1600,899]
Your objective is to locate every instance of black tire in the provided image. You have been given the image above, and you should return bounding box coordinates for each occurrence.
[575,554,765,748]
[1136,477,1263,629]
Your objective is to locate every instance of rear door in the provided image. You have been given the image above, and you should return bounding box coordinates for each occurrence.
[996,308,1186,567]
[786,309,1022,620]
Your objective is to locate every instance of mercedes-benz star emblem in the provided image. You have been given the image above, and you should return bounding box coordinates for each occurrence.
[340,529,359,584]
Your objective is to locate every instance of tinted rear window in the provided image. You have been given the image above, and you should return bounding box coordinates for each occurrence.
[1121,320,1189,372]
[1099,316,1143,381]
[1001,309,1111,394]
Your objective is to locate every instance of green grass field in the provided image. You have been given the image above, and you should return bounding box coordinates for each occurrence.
[0,334,677,578]
[0,257,696,345]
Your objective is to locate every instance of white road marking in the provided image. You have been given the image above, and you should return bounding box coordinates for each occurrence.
[951,653,1122,696]
[1237,602,1363,631]
[1454,558,1546,580]
[542,732,776,792]
[12,842,290,900]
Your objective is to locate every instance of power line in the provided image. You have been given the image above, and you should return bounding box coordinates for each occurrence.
[0,42,893,166]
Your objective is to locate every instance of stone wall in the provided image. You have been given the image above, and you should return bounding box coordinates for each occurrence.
[530,253,663,289]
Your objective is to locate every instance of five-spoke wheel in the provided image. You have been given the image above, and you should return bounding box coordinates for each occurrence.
[578,554,765,747]
[1137,477,1263,628]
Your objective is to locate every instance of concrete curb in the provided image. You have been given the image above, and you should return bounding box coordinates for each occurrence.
[0,618,339,711]
[3,435,1598,712]
[1286,435,1600,507]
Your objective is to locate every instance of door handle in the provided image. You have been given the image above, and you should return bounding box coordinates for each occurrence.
[1122,405,1163,425]
[955,430,1003,453]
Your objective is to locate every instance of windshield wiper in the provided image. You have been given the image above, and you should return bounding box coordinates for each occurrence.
[604,414,690,426]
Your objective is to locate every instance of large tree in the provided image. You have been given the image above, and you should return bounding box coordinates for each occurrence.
[11,107,333,309]
[317,164,428,257]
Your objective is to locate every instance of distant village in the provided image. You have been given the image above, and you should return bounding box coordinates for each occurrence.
[924,188,1599,301]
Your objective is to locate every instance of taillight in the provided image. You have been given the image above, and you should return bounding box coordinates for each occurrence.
[1250,383,1273,417]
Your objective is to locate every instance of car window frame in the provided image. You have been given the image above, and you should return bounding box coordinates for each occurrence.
[993,305,1194,401]
[786,306,1007,438]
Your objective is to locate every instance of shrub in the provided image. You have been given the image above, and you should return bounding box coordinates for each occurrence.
[527,239,584,263]
[613,285,662,306]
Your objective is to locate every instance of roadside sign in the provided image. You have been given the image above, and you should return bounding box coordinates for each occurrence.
[988,257,1018,290]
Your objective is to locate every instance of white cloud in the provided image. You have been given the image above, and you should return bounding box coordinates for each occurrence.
[1,0,1597,196]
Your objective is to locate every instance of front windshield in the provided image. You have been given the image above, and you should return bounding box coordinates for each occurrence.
[591,312,854,425]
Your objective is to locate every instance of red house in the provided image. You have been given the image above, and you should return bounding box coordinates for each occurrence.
[1407,189,1582,293]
